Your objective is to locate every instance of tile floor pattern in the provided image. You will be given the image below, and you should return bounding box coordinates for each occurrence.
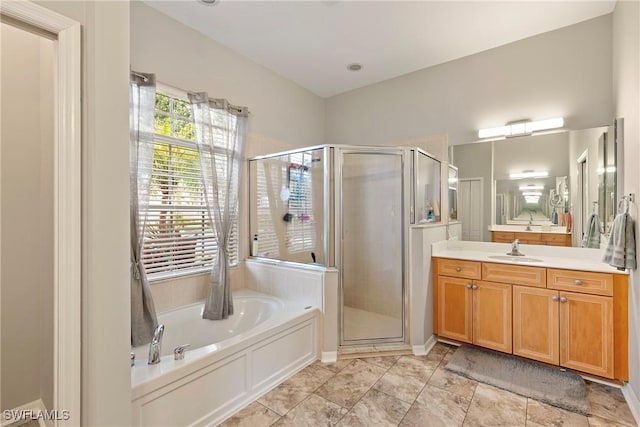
[220,343,637,427]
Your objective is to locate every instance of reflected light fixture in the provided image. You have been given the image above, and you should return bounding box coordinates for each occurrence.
[510,170,549,179]
[478,117,564,139]
[522,191,542,196]
[519,184,544,190]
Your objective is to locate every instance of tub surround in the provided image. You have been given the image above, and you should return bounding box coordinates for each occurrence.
[131,289,319,426]
[244,258,340,362]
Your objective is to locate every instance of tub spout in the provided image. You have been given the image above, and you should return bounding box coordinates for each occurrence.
[148,323,164,365]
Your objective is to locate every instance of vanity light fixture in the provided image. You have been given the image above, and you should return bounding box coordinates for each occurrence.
[519,184,544,191]
[478,117,564,139]
[509,170,549,179]
[522,191,542,196]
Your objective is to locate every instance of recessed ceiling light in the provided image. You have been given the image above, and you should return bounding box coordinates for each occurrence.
[347,63,363,72]
[198,0,219,5]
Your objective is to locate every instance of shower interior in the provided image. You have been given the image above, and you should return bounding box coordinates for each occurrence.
[249,145,441,349]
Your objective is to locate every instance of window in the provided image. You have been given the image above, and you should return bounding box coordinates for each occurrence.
[141,91,238,280]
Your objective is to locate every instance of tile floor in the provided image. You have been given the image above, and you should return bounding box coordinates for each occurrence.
[220,343,637,427]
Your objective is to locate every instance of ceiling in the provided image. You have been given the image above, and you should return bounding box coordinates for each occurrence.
[143,0,616,98]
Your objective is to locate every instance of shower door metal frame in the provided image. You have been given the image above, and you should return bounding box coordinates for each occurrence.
[336,146,410,347]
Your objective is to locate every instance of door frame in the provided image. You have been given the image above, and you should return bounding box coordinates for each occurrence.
[336,148,407,347]
[1,1,81,423]
[459,177,484,241]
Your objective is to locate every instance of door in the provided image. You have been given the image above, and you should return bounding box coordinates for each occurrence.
[473,281,512,353]
[559,292,614,378]
[513,286,559,364]
[341,151,404,343]
[459,178,483,241]
[437,276,472,343]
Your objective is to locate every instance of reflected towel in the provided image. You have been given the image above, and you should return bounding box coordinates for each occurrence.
[602,213,637,270]
[582,213,602,248]
[566,212,572,233]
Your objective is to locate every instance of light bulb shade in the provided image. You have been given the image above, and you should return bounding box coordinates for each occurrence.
[519,185,544,190]
[510,171,549,179]
[478,117,564,139]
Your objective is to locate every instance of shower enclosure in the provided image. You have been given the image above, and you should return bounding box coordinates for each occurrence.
[249,145,441,347]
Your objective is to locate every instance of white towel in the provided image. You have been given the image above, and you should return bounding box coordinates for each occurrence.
[602,212,637,270]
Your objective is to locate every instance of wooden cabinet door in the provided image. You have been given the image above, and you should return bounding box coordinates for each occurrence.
[513,286,559,365]
[438,276,472,343]
[559,292,614,379]
[472,281,512,353]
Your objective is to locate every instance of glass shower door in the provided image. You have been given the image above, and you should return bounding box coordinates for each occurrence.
[341,151,404,344]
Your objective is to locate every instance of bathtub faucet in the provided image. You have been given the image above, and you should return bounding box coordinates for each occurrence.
[148,323,164,365]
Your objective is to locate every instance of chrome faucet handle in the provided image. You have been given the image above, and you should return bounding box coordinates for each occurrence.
[148,323,165,365]
[174,344,191,360]
[131,352,135,367]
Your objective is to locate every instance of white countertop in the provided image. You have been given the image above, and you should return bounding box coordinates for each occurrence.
[432,240,628,275]
[488,225,570,235]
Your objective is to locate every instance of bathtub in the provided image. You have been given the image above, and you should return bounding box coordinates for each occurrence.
[131,289,319,426]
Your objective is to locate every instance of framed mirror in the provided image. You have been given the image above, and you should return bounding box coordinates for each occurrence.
[450,121,621,247]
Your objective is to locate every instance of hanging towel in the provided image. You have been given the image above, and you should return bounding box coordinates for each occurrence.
[566,212,573,233]
[582,213,602,248]
[602,212,637,270]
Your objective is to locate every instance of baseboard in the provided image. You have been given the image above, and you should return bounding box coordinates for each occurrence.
[1,399,51,427]
[622,383,640,426]
[412,335,437,356]
[321,351,338,363]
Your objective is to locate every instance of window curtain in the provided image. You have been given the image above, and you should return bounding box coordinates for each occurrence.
[130,72,159,346]
[189,93,248,320]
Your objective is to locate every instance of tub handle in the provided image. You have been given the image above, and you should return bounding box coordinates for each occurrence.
[174,344,191,360]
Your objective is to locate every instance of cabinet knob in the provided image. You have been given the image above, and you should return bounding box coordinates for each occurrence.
[466,283,472,289]
[559,296,568,303]
[574,279,582,286]
[472,284,478,290]
[552,295,559,301]
[455,266,462,272]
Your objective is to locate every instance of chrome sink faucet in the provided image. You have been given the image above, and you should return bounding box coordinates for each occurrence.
[507,239,525,256]
[148,323,164,365]
[525,212,534,231]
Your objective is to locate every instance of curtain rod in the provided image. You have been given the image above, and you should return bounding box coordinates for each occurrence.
[131,71,149,82]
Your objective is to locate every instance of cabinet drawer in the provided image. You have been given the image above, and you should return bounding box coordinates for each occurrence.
[482,262,546,288]
[493,231,514,242]
[514,232,542,243]
[547,269,613,296]
[436,258,481,279]
[542,234,570,244]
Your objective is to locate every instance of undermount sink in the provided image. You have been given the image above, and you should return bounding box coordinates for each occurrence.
[488,255,543,263]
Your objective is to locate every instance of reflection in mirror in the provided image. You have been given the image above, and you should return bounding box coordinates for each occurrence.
[448,165,458,221]
[451,121,621,247]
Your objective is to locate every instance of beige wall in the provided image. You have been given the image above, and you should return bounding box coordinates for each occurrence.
[1,22,54,412]
[33,1,132,425]
[326,15,613,147]
[130,2,326,309]
[613,0,640,404]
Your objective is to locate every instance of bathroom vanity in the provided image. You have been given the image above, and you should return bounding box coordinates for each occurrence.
[431,241,628,380]
[489,225,572,246]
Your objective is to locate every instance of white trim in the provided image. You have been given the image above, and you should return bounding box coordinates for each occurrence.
[622,383,640,426]
[0,2,81,426]
[321,351,338,363]
[412,334,437,356]
[0,399,52,427]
